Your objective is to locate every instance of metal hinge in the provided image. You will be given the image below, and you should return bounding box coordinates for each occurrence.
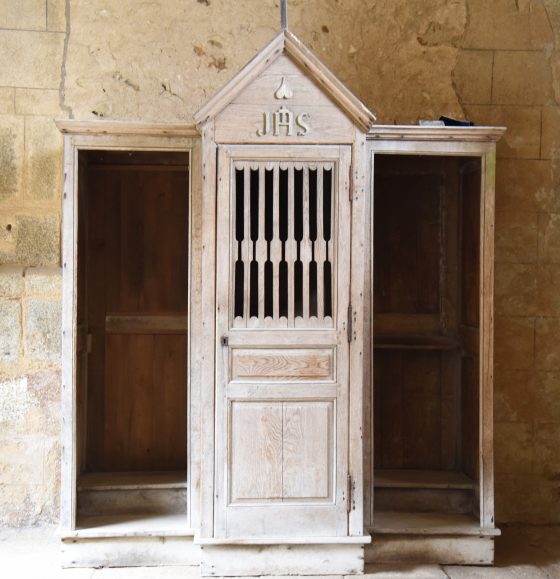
[347,304,353,343]
[349,163,353,202]
[347,474,353,513]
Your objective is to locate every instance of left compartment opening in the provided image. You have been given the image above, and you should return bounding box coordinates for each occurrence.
[76,149,189,528]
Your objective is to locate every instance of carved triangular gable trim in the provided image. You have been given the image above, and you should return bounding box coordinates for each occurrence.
[193,30,376,132]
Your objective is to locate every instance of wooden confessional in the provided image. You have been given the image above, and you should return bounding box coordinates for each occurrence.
[57,24,504,574]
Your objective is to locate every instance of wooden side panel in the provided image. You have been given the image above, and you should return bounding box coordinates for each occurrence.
[84,152,189,473]
[374,350,443,470]
[282,402,332,500]
[459,159,482,492]
[230,402,283,502]
[374,173,441,315]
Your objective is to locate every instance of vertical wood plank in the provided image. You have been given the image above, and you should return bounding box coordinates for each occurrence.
[199,122,217,538]
[61,135,77,531]
[188,140,202,531]
[348,134,366,536]
[480,149,496,529]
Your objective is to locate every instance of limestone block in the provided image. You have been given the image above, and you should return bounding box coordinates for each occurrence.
[494,369,536,423]
[47,0,66,32]
[0,30,64,89]
[495,262,538,316]
[15,88,61,116]
[492,51,553,106]
[541,106,560,159]
[535,371,560,424]
[0,299,20,363]
[536,317,560,370]
[536,264,560,316]
[495,316,535,370]
[24,116,63,202]
[538,212,560,263]
[0,87,15,113]
[24,298,61,360]
[0,376,28,426]
[465,105,541,159]
[463,0,553,50]
[453,50,493,104]
[15,214,60,266]
[25,266,62,295]
[494,421,534,474]
[0,0,46,31]
[534,423,560,476]
[496,159,553,213]
[0,437,44,485]
[0,265,24,297]
[28,369,60,436]
[495,211,538,263]
[0,115,24,204]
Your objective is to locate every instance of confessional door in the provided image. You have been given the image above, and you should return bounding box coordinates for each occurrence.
[214,145,352,538]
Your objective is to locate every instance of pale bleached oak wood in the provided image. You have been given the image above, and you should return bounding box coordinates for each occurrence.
[200,543,365,577]
[282,402,332,499]
[199,121,218,539]
[230,402,283,501]
[366,535,495,565]
[232,348,333,381]
[62,535,199,568]
[214,145,351,541]
[188,137,203,531]
[56,119,198,136]
[348,131,366,536]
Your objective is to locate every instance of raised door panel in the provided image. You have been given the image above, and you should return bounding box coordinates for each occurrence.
[230,402,283,502]
[282,402,333,500]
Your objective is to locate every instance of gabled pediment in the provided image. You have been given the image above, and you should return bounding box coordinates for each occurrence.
[193,29,375,132]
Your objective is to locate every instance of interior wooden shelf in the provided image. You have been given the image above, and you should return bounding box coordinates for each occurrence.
[78,471,188,491]
[374,469,474,490]
[68,513,192,538]
[374,334,460,350]
[371,512,500,537]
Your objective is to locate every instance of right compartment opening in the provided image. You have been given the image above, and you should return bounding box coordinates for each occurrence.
[373,154,482,529]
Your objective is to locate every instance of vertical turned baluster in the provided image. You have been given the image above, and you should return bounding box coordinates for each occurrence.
[323,163,333,323]
[316,166,325,323]
[257,165,266,324]
[272,165,281,324]
[243,165,251,327]
[301,165,311,323]
[286,164,295,326]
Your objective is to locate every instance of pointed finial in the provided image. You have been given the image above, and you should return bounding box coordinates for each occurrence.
[281,0,288,30]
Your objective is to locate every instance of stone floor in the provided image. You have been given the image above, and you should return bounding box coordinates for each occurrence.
[1,526,559,578]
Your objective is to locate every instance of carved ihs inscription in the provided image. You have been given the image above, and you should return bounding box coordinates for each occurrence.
[257,77,311,137]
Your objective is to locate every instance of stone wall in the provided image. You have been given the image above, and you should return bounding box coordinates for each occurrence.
[0,0,559,526]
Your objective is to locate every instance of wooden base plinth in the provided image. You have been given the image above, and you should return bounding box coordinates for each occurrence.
[366,535,495,565]
[200,543,366,576]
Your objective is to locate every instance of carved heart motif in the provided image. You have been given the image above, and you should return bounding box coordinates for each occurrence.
[274,76,293,99]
